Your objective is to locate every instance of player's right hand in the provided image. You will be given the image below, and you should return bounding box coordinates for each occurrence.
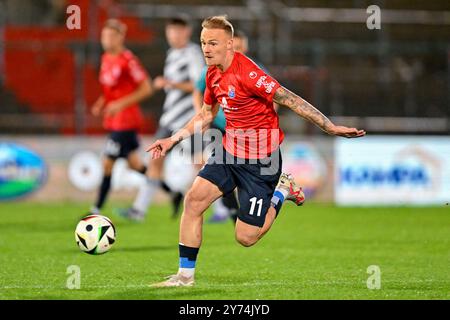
[146,138,175,159]
[153,76,168,90]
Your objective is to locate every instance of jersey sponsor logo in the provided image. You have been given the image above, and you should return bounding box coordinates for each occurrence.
[256,75,276,94]
[256,76,267,87]
[249,71,257,79]
[228,85,235,98]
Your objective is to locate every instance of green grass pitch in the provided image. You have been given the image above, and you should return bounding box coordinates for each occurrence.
[0,201,448,299]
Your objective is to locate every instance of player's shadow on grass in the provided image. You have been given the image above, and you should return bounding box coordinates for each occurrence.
[113,245,173,253]
[102,287,223,300]
[60,244,173,255]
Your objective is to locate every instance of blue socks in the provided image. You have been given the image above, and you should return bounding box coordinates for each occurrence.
[178,243,199,278]
[271,189,288,216]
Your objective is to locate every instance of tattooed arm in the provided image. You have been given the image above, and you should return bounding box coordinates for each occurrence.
[273,86,366,138]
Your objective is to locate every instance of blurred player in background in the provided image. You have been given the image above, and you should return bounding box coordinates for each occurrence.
[89,19,153,215]
[149,15,365,287]
[120,15,205,221]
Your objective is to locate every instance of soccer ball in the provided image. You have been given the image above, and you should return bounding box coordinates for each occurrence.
[75,215,116,255]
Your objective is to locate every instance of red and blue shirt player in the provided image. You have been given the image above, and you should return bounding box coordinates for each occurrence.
[148,16,366,287]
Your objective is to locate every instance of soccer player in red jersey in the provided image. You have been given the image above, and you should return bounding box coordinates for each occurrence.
[89,19,153,215]
[149,16,366,287]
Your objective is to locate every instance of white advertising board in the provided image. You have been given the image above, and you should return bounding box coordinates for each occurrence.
[335,136,450,205]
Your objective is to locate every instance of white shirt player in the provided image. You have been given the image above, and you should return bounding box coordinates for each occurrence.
[159,42,205,131]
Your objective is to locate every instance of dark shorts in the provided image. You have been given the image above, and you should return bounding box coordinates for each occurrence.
[104,130,140,159]
[198,148,282,227]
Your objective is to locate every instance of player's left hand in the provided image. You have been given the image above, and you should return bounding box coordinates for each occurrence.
[104,101,124,116]
[330,125,366,138]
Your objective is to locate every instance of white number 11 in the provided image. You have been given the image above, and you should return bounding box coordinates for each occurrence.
[249,197,263,217]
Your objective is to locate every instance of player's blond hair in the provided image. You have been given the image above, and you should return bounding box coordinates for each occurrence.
[103,19,127,35]
[201,15,234,37]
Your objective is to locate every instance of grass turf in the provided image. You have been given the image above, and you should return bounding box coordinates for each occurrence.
[0,201,448,300]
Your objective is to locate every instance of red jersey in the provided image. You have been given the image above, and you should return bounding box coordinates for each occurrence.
[99,49,148,131]
[203,52,283,159]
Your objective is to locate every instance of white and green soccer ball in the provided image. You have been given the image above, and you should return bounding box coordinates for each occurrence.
[75,215,116,255]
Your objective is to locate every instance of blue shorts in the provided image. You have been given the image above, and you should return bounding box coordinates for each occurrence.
[198,148,282,227]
